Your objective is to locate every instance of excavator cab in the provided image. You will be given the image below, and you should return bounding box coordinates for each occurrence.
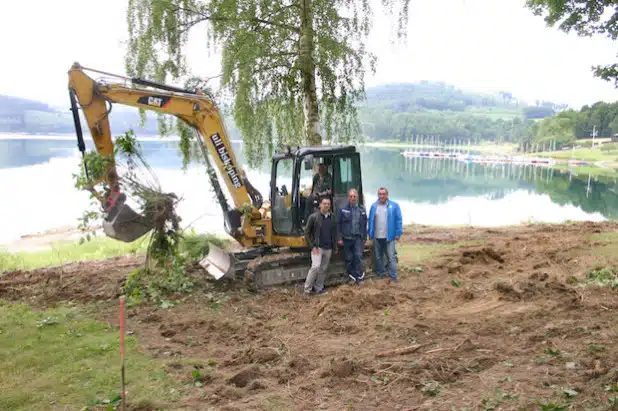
[270,145,364,238]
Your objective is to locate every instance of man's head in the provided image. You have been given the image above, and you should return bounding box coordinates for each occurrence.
[318,163,327,176]
[378,187,388,204]
[319,196,331,214]
[348,188,358,205]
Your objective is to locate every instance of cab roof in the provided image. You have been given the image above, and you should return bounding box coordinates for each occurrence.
[272,145,357,160]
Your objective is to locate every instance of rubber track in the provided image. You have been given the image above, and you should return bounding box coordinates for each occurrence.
[234,247,374,291]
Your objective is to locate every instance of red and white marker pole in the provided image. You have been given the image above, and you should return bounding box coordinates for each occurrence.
[120,296,126,411]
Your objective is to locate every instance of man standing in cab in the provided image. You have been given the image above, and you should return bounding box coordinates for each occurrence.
[303,196,336,297]
[368,187,403,283]
[337,188,368,285]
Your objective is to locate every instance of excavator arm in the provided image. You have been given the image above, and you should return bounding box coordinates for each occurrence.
[67,62,263,244]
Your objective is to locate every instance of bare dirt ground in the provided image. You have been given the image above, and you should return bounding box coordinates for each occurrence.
[3,221,618,410]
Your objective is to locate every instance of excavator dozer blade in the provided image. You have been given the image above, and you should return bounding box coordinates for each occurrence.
[199,243,235,280]
[102,202,153,243]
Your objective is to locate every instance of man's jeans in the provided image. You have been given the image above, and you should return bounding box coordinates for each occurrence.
[343,236,364,281]
[374,238,398,280]
[305,248,332,293]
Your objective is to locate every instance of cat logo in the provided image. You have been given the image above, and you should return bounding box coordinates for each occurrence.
[148,97,163,107]
[137,95,170,108]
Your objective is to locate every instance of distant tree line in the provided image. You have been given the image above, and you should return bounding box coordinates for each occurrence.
[0,81,577,148]
[522,101,618,150]
[361,108,537,143]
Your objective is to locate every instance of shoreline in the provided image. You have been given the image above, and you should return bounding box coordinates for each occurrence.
[1,217,608,257]
[367,141,618,175]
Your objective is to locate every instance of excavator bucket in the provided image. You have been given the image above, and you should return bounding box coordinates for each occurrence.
[199,243,235,280]
[102,201,153,243]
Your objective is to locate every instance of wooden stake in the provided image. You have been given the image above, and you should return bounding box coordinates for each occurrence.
[120,296,126,411]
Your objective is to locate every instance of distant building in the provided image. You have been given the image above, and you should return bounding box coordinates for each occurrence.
[612,134,618,143]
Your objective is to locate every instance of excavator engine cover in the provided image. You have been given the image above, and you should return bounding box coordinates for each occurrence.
[102,194,153,242]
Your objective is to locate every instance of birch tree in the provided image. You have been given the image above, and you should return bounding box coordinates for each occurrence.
[126,0,410,166]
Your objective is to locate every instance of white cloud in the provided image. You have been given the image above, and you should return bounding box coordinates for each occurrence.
[1,0,618,109]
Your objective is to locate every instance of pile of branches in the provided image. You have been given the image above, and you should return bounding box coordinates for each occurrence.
[73,129,192,303]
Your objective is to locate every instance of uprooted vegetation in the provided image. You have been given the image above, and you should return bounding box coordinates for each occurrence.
[72,129,228,306]
[3,221,618,410]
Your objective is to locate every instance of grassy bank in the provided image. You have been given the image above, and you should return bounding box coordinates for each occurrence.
[0,301,181,410]
[535,147,618,162]
[1,232,229,272]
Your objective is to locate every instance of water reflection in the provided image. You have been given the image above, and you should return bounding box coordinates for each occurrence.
[0,138,614,244]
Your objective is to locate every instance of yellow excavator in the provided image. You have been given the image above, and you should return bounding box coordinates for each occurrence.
[67,62,371,288]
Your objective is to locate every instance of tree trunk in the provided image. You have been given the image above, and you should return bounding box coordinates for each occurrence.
[299,0,321,146]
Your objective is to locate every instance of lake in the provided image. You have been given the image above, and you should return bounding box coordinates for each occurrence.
[0,135,614,246]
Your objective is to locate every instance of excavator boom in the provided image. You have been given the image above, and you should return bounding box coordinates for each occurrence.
[67,63,262,247]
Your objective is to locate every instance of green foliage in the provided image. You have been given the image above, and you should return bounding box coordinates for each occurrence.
[180,231,228,261]
[0,301,179,410]
[70,129,213,305]
[525,0,618,86]
[122,232,228,305]
[125,0,410,167]
[359,82,545,143]
[585,267,618,288]
[363,107,537,143]
[532,111,577,148]
[525,101,618,149]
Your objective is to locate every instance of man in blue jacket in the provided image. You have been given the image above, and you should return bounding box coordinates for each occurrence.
[368,187,403,283]
[337,188,368,285]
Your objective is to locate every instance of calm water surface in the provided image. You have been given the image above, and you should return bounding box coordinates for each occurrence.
[0,135,614,245]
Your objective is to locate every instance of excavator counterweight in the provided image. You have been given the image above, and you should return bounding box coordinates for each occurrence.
[67,62,372,290]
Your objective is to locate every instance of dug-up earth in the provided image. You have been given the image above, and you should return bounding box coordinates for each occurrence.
[3,221,618,410]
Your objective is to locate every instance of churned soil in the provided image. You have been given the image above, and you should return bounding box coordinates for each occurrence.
[3,221,618,410]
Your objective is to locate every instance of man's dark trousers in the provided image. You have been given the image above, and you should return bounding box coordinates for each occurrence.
[344,235,364,281]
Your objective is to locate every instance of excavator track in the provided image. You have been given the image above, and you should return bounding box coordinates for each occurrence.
[221,246,374,291]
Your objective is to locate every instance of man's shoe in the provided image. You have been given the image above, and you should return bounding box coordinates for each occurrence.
[347,275,357,285]
[314,289,328,296]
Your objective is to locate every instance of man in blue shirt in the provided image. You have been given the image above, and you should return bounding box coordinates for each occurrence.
[337,188,368,285]
[368,187,403,283]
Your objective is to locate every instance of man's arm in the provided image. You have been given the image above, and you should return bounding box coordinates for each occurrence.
[367,203,375,240]
[332,215,338,251]
[361,205,368,242]
[304,215,316,248]
[337,208,343,243]
[395,203,403,239]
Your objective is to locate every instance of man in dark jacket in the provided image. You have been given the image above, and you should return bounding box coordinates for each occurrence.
[337,188,368,285]
[303,196,336,296]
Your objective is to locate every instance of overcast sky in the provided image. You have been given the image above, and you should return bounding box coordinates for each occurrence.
[2,0,618,110]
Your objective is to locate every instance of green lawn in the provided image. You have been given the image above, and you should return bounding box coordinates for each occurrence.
[0,236,148,272]
[0,301,181,410]
[1,232,229,272]
[535,147,618,163]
